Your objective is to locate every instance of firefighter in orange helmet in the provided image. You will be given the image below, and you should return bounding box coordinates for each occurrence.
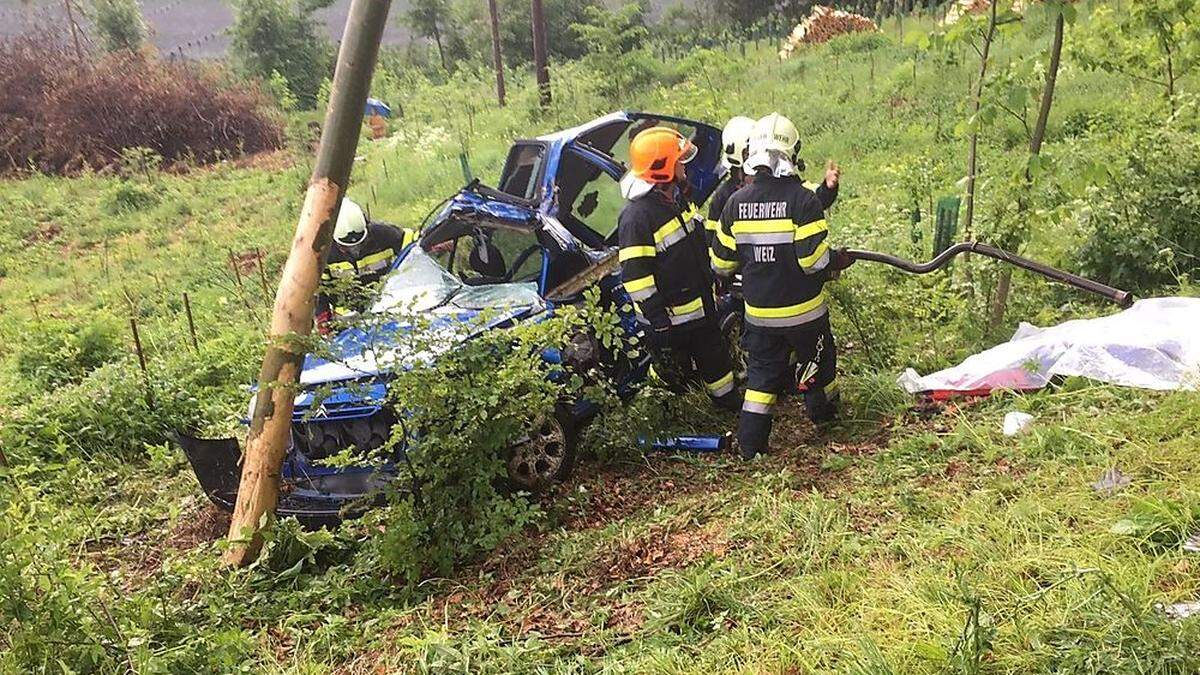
[617,127,738,411]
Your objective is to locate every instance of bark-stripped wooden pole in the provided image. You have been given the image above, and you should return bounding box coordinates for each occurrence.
[223,0,392,567]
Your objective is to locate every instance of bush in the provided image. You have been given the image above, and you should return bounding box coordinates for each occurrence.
[228,0,334,109]
[14,316,124,388]
[363,292,627,584]
[1077,125,1200,292]
[90,0,147,53]
[0,35,283,175]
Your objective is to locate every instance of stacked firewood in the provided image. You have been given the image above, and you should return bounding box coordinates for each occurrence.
[779,6,878,60]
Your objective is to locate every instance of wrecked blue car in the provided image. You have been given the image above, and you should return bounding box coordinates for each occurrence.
[178,111,738,524]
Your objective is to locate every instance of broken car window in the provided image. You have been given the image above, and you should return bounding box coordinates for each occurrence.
[497,143,546,201]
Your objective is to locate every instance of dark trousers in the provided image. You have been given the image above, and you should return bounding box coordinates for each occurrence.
[653,317,739,410]
[738,316,838,456]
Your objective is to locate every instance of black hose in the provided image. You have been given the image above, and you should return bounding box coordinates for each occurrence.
[845,242,1134,308]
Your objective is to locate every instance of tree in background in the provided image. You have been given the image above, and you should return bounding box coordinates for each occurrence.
[90,0,147,53]
[571,2,649,98]
[496,0,599,65]
[405,0,468,72]
[228,0,334,110]
[1074,0,1198,113]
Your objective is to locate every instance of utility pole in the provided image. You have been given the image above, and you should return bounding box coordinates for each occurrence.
[487,0,506,106]
[63,0,83,61]
[222,0,392,568]
[530,0,551,107]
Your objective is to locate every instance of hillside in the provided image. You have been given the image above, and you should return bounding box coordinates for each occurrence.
[3,2,1200,672]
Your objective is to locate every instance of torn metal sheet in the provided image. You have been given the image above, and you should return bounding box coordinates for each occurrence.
[900,298,1200,395]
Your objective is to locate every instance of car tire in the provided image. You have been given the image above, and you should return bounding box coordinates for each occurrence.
[720,311,748,383]
[506,403,577,492]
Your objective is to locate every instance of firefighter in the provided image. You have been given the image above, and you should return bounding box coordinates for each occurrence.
[710,113,854,459]
[704,116,756,247]
[707,116,840,248]
[316,199,418,328]
[617,126,739,411]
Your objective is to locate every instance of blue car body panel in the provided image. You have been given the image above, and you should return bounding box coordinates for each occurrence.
[181,112,729,522]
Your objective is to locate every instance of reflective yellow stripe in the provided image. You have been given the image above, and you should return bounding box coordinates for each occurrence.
[704,219,720,232]
[715,227,736,250]
[619,246,657,261]
[745,292,826,318]
[623,275,656,293]
[707,371,734,391]
[710,251,738,270]
[671,297,703,315]
[401,228,417,248]
[803,181,821,191]
[328,261,355,272]
[745,389,777,405]
[732,218,792,234]
[794,219,828,240]
[653,220,684,244]
[799,241,830,268]
[358,248,395,267]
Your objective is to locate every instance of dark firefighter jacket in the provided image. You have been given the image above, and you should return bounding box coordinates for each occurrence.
[618,189,712,331]
[704,172,837,245]
[710,174,832,331]
[318,221,416,316]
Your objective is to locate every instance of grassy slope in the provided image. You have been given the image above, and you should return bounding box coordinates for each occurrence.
[3,5,1200,673]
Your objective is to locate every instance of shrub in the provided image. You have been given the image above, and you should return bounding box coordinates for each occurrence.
[0,35,283,175]
[1077,125,1200,292]
[228,0,334,110]
[90,0,147,53]
[361,291,628,585]
[103,180,160,214]
[14,316,124,388]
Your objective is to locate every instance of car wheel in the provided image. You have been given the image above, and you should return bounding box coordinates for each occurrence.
[720,311,748,383]
[506,404,577,492]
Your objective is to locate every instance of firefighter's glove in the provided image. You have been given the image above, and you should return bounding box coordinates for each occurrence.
[643,325,672,352]
[827,248,856,280]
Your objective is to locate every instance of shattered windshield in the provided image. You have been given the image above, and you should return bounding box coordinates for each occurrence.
[371,247,462,314]
[371,246,544,315]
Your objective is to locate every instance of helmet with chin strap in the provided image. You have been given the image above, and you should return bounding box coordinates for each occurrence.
[333,199,368,247]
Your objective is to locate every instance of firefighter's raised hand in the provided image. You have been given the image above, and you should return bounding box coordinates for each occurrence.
[824,160,841,190]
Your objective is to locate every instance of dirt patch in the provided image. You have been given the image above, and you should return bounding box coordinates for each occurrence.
[229,249,265,275]
[590,521,729,590]
[167,503,230,552]
[24,222,63,244]
[230,149,296,173]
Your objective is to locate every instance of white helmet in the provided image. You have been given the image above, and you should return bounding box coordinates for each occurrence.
[333,198,367,246]
[721,116,756,169]
[745,113,800,177]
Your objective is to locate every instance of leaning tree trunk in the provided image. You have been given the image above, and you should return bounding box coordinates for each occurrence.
[990,8,1064,331]
[530,0,551,107]
[487,0,506,106]
[223,0,393,568]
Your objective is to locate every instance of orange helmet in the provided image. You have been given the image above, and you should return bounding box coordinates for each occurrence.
[628,127,698,184]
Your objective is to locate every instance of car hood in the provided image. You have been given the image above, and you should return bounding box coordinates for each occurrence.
[299,286,547,387]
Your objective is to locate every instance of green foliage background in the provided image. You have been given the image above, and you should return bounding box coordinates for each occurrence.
[3,1,1200,671]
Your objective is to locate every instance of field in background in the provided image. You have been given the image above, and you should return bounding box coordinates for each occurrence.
[3,4,1200,672]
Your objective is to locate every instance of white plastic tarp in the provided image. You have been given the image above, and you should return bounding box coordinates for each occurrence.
[898,297,1200,394]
